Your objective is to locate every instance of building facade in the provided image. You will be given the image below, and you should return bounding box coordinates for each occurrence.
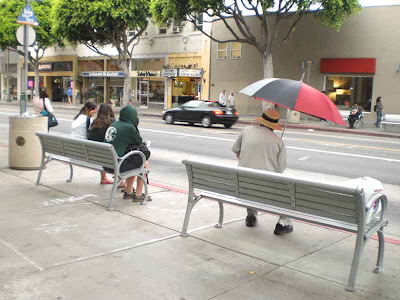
[0,49,19,101]
[209,5,400,121]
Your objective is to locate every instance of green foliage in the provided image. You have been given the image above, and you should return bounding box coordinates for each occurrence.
[52,0,150,47]
[0,0,56,50]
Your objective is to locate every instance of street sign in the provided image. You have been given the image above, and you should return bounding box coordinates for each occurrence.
[16,4,39,26]
[16,25,36,46]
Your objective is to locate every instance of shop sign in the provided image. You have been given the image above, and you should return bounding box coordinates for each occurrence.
[82,71,125,77]
[135,70,160,77]
[178,69,203,78]
[161,69,178,77]
[38,63,52,72]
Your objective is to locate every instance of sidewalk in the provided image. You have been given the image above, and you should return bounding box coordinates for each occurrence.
[0,117,400,299]
[2,99,400,139]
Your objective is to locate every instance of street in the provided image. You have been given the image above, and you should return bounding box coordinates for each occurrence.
[1,105,399,235]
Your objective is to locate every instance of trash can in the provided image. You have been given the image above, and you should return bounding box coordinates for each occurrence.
[287,110,300,124]
[9,115,48,170]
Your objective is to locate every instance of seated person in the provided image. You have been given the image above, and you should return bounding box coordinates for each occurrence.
[104,105,152,202]
[348,104,362,129]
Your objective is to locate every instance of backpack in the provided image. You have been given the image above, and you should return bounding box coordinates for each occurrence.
[373,104,377,112]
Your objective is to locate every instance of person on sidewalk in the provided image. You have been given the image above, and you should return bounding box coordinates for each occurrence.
[88,103,115,185]
[375,97,383,128]
[104,105,152,202]
[218,89,226,106]
[33,87,53,116]
[71,102,97,139]
[67,87,73,105]
[348,104,362,129]
[228,91,235,109]
[232,109,292,235]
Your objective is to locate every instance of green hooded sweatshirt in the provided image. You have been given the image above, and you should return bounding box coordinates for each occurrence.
[104,105,142,157]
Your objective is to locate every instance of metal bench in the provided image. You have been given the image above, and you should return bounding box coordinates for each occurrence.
[380,114,400,131]
[339,110,364,129]
[181,159,388,292]
[35,132,150,210]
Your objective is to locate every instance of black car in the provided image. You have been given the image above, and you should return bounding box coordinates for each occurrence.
[161,100,239,128]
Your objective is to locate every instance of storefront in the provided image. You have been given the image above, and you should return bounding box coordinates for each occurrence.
[133,70,165,107]
[81,71,125,103]
[162,68,204,108]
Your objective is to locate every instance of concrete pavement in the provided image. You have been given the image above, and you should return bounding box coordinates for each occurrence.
[1,99,400,299]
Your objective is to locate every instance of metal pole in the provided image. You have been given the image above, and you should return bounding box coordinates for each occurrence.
[21,23,28,115]
[281,109,291,138]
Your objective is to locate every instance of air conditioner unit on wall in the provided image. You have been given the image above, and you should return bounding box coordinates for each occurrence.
[173,27,181,34]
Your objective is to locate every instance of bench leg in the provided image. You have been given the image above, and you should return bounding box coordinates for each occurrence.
[107,181,119,211]
[346,234,367,292]
[215,201,224,228]
[181,191,202,237]
[138,174,148,206]
[36,156,52,186]
[373,228,385,274]
[67,163,73,182]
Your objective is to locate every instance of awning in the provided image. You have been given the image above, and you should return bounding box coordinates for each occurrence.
[320,58,376,74]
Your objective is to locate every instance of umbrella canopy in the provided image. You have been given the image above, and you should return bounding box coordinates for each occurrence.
[239,78,346,126]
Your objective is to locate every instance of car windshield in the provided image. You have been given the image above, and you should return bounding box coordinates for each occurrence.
[206,102,223,108]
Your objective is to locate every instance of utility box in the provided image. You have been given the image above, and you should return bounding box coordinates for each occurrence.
[287,110,300,124]
[9,115,47,170]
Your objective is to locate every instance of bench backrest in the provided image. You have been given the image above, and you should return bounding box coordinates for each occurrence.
[36,132,118,169]
[382,114,400,122]
[183,160,363,225]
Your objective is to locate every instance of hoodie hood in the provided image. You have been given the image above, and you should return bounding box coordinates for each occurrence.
[119,105,138,126]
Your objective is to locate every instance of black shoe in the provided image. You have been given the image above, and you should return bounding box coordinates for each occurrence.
[132,193,152,202]
[245,215,258,227]
[274,223,293,235]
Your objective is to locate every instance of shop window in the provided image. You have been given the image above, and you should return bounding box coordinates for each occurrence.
[53,61,73,72]
[217,43,228,59]
[193,13,203,31]
[173,20,182,34]
[325,75,373,112]
[158,23,168,34]
[230,42,241,59]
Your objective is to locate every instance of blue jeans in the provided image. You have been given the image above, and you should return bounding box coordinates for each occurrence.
[375,111,382,127]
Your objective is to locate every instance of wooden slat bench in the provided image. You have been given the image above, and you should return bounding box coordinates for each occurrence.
[380,114,400,131]
[35,132,150,210]
[181,159,388,292]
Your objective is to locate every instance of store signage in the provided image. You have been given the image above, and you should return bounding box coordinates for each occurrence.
[161,69,178,77]
[82,71,125,77]
[135,70,160,77]
[38,63,52,72]
[17,4,39,26]
[178,69,203,78]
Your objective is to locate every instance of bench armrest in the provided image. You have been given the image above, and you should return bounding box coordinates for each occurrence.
[118,150,146,172]
[364,192,388,239]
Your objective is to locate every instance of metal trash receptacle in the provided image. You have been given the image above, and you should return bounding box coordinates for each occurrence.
[9,115,48,170]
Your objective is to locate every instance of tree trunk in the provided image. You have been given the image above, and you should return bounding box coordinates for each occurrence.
[120,61,131,107]
[262,51,274,111]
[34,63,40,100]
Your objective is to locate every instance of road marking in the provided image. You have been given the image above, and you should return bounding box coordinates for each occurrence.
[298,156,308,161]
[0,237,43,271]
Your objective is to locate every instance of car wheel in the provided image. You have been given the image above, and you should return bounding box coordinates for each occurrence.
[165,113,174,124]
[201,115,211,128]
[224,123,233,129]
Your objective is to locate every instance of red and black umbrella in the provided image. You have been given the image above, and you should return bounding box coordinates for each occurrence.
[239,78,346,127]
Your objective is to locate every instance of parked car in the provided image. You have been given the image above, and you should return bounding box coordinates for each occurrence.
[161,100,239,128]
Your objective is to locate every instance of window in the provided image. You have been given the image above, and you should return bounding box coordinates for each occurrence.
[53,61,73,71]
[129,28,148,37]
[193,13,203,31]
[173,20,181,34]
[159,23,167,34]
[231,42,241,59]
[217,43,228,59]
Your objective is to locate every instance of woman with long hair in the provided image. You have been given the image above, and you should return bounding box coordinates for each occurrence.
[88,103,115,184]
[71,101,97,139]
[375,97,383,128]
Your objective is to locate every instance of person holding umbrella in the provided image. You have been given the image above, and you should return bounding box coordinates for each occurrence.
[231,109,293,235]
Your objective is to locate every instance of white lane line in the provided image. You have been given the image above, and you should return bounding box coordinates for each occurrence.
[0,237,44,271]
[1,114,398,163]
[298,156,309,161]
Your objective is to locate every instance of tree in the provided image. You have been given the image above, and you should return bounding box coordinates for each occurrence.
[150,0,361,89]
[0,0,58,97]
[52,0,150,106]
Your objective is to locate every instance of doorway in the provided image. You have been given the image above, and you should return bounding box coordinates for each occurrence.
[139,80,149,106]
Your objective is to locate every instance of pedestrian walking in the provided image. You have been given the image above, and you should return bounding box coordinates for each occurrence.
[218,89,226,106]
[71,102,97,139]
[67,87,73,105]
[88,103,115,185]
[33,87,55,131]
[374,97,383,128]
[228,91,235,108]
[231,109,293,235]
